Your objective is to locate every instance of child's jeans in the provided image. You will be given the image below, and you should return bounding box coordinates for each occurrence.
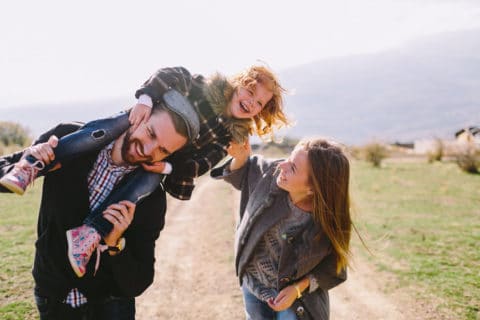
[84,168,164,237]
[28,112,130,172]
[28,111,163,237]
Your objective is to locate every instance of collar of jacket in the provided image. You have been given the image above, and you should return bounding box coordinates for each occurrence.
[203,73,252,143]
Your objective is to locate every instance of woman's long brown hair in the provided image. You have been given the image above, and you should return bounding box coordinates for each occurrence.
[301,138,352,274]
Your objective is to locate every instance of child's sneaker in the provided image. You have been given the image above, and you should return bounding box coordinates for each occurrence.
[66,225,101,278]
[0,158,44,195]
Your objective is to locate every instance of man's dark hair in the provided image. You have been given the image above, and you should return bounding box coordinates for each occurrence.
[152,104,189,139]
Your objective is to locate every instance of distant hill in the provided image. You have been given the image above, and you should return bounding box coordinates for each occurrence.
[2,97,133,139]
[2,28,480,145]
[279,28,480,144]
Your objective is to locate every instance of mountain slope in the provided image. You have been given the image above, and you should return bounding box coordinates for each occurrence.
[279,28,480,144]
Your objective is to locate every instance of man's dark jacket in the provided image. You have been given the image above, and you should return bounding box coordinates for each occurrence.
[0,122,166,301]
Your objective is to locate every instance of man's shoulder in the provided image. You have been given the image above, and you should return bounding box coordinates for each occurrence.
[35,121,85,144]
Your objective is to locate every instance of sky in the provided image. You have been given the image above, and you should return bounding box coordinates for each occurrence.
[1,0,480,108]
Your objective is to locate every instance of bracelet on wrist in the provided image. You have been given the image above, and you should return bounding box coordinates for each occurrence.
[108,237,126,253]
[294,284,302,299]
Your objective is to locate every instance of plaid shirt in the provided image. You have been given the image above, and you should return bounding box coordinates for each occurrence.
[87,142,137,211]
[64,288,88,308]
[136,67,232,200]
[65,142,137,307]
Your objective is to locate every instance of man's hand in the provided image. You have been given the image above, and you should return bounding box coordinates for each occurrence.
[26,135,61,170]
[129,103,151,130]
[102,200,136,249]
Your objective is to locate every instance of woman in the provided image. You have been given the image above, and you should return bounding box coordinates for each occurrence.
[211,137,352,319]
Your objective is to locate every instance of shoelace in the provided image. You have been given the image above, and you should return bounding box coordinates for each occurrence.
[94,244,109,276]
[20,160,45,187]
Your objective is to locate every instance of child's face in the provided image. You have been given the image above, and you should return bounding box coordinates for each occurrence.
[228,83,273,119]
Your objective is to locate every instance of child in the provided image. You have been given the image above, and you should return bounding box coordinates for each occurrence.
[0,65,289,277]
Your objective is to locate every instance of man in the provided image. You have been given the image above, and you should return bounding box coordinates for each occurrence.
[0,96,199,319]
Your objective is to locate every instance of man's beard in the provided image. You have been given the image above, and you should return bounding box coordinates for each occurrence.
[121,129,143,165]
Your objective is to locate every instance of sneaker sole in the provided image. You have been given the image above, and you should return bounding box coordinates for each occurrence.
[0,179,25,195]
[66,230,86,278]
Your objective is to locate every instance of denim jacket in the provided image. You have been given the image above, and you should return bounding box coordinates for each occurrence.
[211,155,347,320]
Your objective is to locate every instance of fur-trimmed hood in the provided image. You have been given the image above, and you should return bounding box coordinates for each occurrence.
[203,73,252,143]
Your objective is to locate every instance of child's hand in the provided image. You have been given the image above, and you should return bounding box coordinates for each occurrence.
[227,140,251,171]
[227,140,251,159]
[129,103,152,129]
[141,161,172,175]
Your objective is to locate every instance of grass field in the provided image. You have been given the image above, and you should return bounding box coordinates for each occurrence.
[351,160,480,319]
[0,181,41,320]
[0,160,479,319]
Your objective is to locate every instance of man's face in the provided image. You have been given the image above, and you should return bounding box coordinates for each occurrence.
[121,111,187,165]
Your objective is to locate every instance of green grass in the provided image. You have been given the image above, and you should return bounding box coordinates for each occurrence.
[0,181,41,320]
[351,160,480,319]
[0,160,479,319]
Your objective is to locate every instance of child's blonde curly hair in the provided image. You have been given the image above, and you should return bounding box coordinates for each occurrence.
[230,65,289,140]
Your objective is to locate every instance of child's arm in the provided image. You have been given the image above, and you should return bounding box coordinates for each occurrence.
[171,143,228,179]
[227,141,251,171]
[135,66,194,106]
[129,66,194,128]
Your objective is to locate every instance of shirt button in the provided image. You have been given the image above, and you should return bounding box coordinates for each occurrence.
[280,277,290,283]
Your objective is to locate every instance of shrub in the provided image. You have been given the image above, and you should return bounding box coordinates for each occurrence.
[0,121,31,147]
[427,138,444,163]
[363,142,388,167]
[455,146,479,173]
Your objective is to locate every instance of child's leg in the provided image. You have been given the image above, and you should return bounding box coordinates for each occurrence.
[84,168,164,237]
[0,112,130,195]
[38,112,131,173]
[67,168,163,277]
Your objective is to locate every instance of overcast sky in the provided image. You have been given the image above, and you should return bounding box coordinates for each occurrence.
[1,0,479,108]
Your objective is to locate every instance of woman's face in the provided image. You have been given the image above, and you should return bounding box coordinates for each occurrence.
[228,83,273,119]
[276,147,312,196]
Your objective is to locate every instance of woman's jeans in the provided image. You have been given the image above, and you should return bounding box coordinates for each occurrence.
[242,285,297,320]
[35,289,135,320]
[27,111,163,237]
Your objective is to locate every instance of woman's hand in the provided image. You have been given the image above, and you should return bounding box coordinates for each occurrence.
[267,277,309,312]
[267,285,298,311]
[129,103,152,129]
[227,140,251,171]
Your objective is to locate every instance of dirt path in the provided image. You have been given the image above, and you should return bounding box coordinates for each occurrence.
[137,178,430,319]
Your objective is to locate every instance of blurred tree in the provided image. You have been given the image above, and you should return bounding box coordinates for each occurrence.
[0,121,32,147]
